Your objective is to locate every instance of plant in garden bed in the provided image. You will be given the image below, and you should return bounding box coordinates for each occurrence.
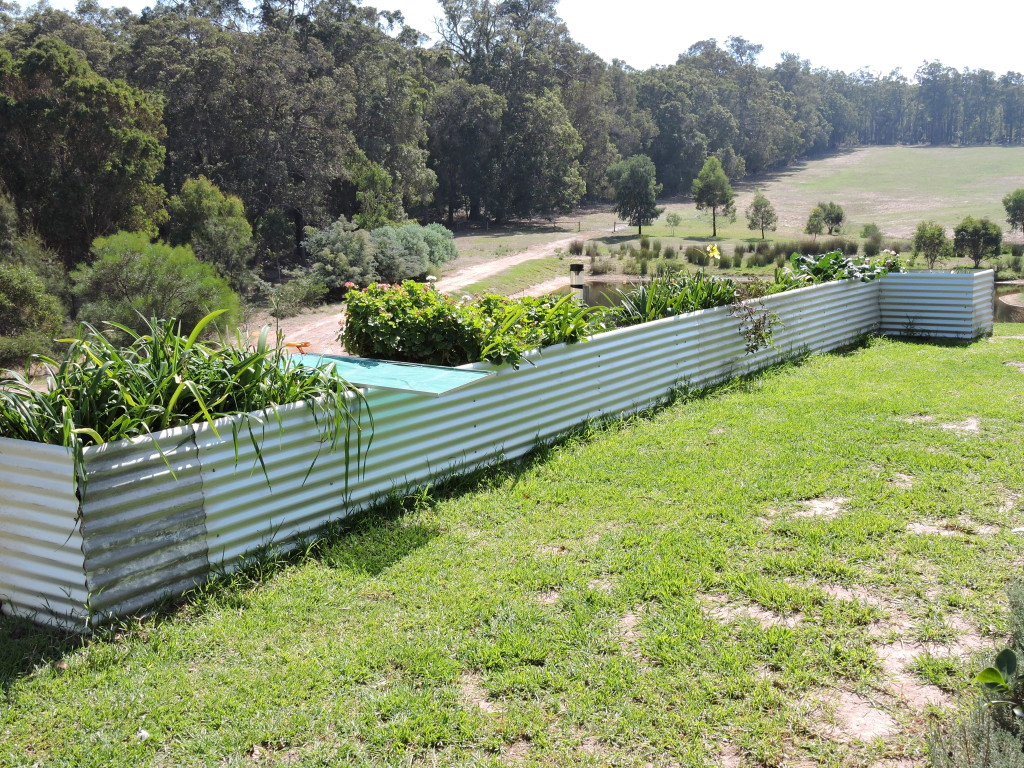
[615,270,738,326]
[342,281,616,368]
[787,250,901,284]
[0,311,367,480]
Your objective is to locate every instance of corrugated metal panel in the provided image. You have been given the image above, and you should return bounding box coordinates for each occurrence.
[0,436,87,625]
[197,279,883,568]
[879,270,994,339]
[79,427,208,621]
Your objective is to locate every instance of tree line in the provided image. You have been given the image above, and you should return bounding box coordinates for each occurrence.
[2,0,1024,353]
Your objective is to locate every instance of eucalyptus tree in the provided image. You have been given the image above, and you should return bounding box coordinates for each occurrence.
[691,157,735,237]
[607,155,663,235]
[0,38,166,267]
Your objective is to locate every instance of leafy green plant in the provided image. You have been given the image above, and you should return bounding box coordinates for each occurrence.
[785,250,901,284]
[0,311,367,481]
[342,282,616,368]
[976,649,1023,718]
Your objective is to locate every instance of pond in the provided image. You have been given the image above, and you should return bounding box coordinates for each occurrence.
[995,283,1024,322]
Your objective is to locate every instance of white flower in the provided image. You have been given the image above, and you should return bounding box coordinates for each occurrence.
[425,275,438,283]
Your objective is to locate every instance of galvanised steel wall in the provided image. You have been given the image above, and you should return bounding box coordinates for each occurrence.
[0,436,86,624]
[79,427,209,621]
[879,270,994,339]
[0,273,992,625]
[197,279,882,568]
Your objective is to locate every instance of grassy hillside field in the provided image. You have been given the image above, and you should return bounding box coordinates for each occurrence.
[446,147,1024,278]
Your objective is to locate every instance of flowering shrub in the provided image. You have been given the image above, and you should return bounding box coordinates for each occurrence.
[342,282,616,367]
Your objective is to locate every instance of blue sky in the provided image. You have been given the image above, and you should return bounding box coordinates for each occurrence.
[39,0,1022,77]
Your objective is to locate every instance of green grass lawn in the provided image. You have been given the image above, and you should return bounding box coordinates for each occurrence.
[459,257,568,296]
[4,327,1024,766]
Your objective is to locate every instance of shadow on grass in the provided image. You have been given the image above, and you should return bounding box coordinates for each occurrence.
[0,616,84,694]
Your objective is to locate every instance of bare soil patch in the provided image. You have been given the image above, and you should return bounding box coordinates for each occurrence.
[940,417,981,434]
[459,672,504,714]
[537,590,560,606]
[901,415,934,424]
[888,474,915,490]
[588,578,614,593]
[905,522,962,537]
[718,742,744,767]
[698,593,801,629]
[1003,361,1024,372]
[827,690,897,742]
[793,496,849,519]
[502,738,531,763]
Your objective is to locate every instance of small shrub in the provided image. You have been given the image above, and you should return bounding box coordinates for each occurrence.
[748,243,756,253]
[304,217,377,294]
[0,263,63,365]
[422,223,458,266]
[663,245,676,260]
[774,253,787,267]
[585,243,599,258]
[1010,244,1024,258]
[652,240,662,256]
[733,244,745,258]
[861,223,882,239]
[622,257,640,275]
[639,235,650,250]
[654,259,685,277]
[718,255,732,269]
[264,270,328,319]
[568,239,585,256]
[638,258,649,276]
[72,231,240,342]
[684,246,708,266]
[590,257,615,275]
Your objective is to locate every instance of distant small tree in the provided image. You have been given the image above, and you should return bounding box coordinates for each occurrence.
[691,157,735,237]
[818,201,845,235]
[804,207,825,240]
[72,231,240,340]
[913,221,951,269]
[954,216,1003,268]
[665,212,682,235]
[1003,189,1024,235]
[745,192,777,239]
[607,155,664,236]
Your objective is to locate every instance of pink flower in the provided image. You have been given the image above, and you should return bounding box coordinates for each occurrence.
[343,281,356,289]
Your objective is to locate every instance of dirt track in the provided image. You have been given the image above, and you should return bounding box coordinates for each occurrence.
[262,232,594,354]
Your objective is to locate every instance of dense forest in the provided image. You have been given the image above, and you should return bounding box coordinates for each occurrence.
[1,0,1023,352]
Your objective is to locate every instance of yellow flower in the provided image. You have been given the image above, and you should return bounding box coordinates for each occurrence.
[707,244,720,260]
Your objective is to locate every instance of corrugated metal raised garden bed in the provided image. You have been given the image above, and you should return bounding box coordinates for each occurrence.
[0,269,994,627]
